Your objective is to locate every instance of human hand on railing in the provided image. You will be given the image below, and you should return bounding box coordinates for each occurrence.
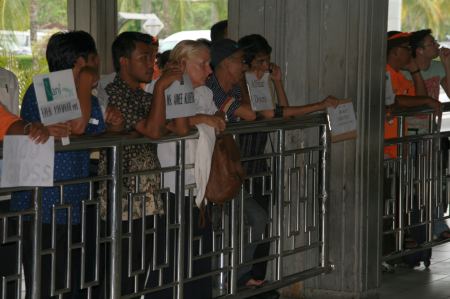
[104,105,124,130]
[27,122,50,144]
[320,95,340,110]
[46,122,71,138]
[202,115,226,133]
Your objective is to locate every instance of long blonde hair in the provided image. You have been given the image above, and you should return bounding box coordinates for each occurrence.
[169,40,210,65]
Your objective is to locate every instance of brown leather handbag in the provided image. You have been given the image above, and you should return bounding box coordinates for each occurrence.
[204,134,246,204]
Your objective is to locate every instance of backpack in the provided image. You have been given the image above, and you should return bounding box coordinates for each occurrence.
[205,134,245,204]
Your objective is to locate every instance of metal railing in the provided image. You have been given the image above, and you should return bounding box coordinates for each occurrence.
[383,104,450,262]
[0,114,332,299]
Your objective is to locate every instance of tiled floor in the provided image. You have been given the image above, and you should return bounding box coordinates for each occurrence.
[379,241,450,299]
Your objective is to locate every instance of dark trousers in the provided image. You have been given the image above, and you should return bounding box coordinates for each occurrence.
[239,178,270,285]
[22,211,102,299]
[0,200,19,299]
[118,194,212,299]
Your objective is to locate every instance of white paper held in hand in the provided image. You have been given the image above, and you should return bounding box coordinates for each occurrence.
[1,136,55,187]
[245,72,274,111]
[164,74,197,119]
[33,69,81,125]
[326,99,357,142]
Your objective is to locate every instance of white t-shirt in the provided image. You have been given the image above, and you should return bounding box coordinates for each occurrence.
[0,68,19,115]
[158,86,217,194]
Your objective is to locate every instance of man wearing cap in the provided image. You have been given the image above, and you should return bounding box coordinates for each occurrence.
[206,39,280,299]
[206,38,257,122]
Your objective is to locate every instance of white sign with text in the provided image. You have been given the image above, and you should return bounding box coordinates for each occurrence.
[245,72,274,111]
[33,69,81,125]
[165,74,197,119]
[327,100,357,142]
[0,136,54,187]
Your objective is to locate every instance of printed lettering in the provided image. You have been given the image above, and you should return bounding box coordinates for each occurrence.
[184,92,194,104]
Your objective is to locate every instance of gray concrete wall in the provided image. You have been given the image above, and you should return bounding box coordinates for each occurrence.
[229,1,388,297]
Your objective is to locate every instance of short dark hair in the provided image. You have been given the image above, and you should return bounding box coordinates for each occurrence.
[410,29,433,58]
[238,34,272,66]
[210,20,228,43]
[156,50,171,70]
[111,31,154,72]
[46,31,97,72]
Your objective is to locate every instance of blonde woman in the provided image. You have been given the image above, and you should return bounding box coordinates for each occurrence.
[157,40,225,299]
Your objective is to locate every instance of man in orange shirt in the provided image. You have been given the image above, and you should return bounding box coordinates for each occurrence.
[0,104,50,142]
[385,31,441,158]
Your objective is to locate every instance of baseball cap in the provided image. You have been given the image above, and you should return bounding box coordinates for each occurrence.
[387,31,411,52]
[210,38,242,68]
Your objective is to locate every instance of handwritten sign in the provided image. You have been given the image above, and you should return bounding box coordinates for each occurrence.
[327,99,357,142]
[33,69,81,125]
[1,136,54,187]
[165,74,197,119]
[245,72,274,111]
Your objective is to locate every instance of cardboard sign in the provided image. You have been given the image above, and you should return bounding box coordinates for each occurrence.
[327,99,357,142]
[33,69,81,125]
[165,74,197,119]
[245,72,274,111]
[0,136,54,187]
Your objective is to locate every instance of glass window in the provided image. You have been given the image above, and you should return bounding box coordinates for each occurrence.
[0,0,68,107]
[117,0,228,50]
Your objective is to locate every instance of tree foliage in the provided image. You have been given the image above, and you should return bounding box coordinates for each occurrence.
[117,0,228,38]
[402,0,450,40]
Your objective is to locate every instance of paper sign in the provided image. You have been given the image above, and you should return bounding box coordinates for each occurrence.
[165,74,197,119]
[1,136,54,187]
[245,72,274,111]
[327,99,357,142]
[33,69,81,125]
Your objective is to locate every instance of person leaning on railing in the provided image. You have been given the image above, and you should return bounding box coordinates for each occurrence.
[204,37,338,299]
[9,30,124,299]
[385,31,441,160]
[100,31,197,298]
[406,29,450,240]
[383,31,442,256]
[150,39,227,299]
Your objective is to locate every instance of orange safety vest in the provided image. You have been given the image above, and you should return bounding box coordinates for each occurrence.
[0,104,20,141]
[384,64,416,159]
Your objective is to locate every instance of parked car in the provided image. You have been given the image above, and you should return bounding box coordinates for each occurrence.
[158,30,210,52]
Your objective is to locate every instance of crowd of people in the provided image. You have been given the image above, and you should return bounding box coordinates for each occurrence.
[383,29,450,268]
[0,17,449,298]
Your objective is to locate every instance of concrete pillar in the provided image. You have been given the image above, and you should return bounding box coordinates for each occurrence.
[229,1,388,298]
[68,0,117,74]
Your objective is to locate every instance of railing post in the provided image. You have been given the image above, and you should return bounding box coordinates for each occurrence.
[276,129,285,280]
[319,124,330,268]
[110,145,122,299]
[31,187,42,299]
[176,139,185,299]
[397,116,404,252]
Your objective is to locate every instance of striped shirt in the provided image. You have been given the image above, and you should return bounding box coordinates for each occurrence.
[205,73,241,122]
